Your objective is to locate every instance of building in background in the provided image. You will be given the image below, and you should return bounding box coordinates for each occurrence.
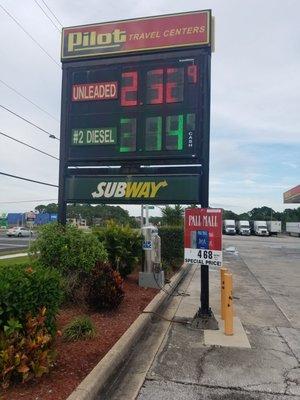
[6,212,57,227]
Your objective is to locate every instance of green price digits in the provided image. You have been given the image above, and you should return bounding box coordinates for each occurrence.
[118,113,194,153]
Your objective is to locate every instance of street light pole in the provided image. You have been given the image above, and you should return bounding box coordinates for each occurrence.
[145,205,149,226]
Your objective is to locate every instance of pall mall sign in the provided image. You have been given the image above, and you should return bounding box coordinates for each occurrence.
[61,10,211,60]
[184,208,222,268]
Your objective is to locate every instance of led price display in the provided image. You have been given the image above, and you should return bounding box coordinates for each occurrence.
[66,51,209,164]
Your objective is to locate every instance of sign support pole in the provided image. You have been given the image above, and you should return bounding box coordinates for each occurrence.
[58,67,68,226]
[194,53,217,327]
[200,264,211,316]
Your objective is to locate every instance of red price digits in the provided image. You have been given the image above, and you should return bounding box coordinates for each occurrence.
[121,71,138,106]
[187,65,198,83]
[147,69,163,104]
[166,68,184,103]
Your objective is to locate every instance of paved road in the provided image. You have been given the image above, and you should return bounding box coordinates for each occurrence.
[0,233,34,252]
[103,234,300,400]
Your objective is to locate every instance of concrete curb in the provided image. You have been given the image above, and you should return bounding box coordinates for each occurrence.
[67,264,190,400]
[0,252,28,260]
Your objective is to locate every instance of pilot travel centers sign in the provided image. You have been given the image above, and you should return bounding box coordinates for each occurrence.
[59,10,212,210]
[184,208,222,267]
[61,11,211,60]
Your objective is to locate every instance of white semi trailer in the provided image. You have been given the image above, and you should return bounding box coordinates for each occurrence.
[286,222,300,237]
[236,220,251,235]
[266,221,282,235]
[223,220,236,235]
[251,221,269,236]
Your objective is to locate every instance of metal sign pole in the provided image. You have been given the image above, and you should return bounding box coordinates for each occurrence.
[200,264,211,315]
[58,67,68,226]
[145,205,149,226]
[141,205,144,228]
[197,51,216,325]
[199,169,211,317]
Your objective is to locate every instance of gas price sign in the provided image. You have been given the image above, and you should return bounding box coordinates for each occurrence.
[65,54,209,164]
[61,10,212,166]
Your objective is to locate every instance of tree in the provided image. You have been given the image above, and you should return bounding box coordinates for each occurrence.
[161,205,184,226]
[248,206,275,221]
[45,203,58,214]
[149,216,162,226]
[222,209,239,220]
[35,204,47,214]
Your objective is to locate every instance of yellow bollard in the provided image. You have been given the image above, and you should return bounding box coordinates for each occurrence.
[220,267,228,320]
[224,272,233,336]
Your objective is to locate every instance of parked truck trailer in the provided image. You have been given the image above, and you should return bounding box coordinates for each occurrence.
[286,222,300,237]
[223,220,236,235]
[236,220,251,235]
[266,221,281,235]
[250,221,269,236]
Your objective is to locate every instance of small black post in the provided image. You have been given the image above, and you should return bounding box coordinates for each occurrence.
[199,264,211,316]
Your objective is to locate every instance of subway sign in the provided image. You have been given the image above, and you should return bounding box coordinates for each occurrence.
[61,11,211,60]
[65,175,201,204]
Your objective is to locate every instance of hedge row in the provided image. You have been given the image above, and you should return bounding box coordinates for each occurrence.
[159,226,184,267]
[0,223,183,387]
[0,263,62,335]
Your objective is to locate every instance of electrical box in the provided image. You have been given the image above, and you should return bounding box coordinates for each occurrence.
[139,225,164,288]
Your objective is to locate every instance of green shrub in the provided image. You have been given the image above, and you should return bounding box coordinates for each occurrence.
[0,307,56,388]
[62,316,96,342]
[93,221,142,277]
[159,226,184,270]
[86,261,124,311]
[29,223,107,275]
[0,263,63,334]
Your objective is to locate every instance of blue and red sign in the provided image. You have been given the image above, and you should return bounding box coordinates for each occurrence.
[184,208,222,267]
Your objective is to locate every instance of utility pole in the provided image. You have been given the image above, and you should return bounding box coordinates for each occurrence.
[145,205,149,226]
[141,205,144,228]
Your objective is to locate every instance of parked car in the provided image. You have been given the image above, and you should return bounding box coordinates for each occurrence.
[6,227,32,237]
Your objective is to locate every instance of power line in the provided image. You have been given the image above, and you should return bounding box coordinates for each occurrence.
[0,3,60,67]
[0,199,57,204]
[34,0,61,32]
[0,171,58,188]
[40,0,63,27]
[0,104,59,140]
[0,78,59,123]
[0,131,59,160]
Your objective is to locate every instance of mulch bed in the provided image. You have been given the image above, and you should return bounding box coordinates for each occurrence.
[1,274,158,400]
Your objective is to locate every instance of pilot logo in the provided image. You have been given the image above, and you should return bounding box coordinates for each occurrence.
[67,29,127,54]
[92,180,168,199]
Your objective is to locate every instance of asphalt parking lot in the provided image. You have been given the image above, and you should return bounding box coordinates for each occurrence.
[134,233,300,400]
[222,233,300,328]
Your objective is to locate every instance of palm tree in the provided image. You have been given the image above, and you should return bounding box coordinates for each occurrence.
[161,205,184,226]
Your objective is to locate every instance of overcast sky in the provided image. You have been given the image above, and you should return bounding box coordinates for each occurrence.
[0,0,299,217]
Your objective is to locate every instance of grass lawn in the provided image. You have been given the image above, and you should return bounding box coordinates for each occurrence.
[0,255,30,267]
